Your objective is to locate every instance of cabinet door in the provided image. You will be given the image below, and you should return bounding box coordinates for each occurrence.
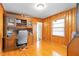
[4,35,16,50]
[27,32,33,46]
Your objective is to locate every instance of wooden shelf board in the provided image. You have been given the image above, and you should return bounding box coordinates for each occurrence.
[16,26,32,29]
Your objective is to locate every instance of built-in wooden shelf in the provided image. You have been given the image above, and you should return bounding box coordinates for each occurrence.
[3,13,33,51]
[16,26,32,30]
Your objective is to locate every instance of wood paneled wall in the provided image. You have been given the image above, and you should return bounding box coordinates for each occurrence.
[0,3,76,51]
[42,8,76,46]
[32,18,42,44]
[42,18,51,42]
[0,4,4,52]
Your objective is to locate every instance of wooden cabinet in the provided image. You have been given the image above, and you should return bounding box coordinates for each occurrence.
[4,33,17,50]
[3,13,33,50]
[27,32,33,47]
[3,16,17,51]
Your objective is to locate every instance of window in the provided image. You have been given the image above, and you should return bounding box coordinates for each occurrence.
[52,18,65,36]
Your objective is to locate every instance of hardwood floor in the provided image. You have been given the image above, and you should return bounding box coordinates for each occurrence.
[0,40,67,56]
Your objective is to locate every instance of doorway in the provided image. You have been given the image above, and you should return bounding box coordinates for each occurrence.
[37,22,42,41]
[36,22,42,48]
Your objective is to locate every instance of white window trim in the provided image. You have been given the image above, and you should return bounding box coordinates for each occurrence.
[52,18,65,37]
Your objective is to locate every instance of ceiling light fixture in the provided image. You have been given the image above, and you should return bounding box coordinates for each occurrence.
[35,3,46,10]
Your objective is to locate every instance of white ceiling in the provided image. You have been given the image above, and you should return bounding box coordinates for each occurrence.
[3,3,76,18]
